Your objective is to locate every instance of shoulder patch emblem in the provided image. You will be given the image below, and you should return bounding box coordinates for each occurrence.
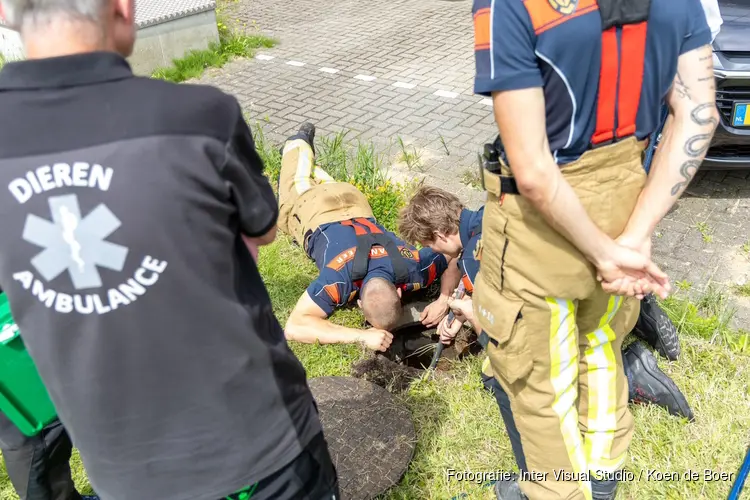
[547,0,578,15]
[400,247,415,260]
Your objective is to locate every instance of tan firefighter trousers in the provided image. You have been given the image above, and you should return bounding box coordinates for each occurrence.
[277,139,374,248]
[473,138,647,500]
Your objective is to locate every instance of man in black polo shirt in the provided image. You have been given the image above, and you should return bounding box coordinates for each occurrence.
[0,1,336,499]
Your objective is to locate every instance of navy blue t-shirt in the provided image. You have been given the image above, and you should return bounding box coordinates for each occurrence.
[457,208,483,294]
[473,0,711,163]
[306,219,448,315]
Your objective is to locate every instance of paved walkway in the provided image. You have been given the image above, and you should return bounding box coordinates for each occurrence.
[199,0,750,327]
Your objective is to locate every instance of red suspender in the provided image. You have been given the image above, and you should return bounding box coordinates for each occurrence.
[339,219,367,235]
[354,217,383,234]
[340,218,383,235]
[592,21,648,145]
[616,22,649,137]
[592,28,619,145]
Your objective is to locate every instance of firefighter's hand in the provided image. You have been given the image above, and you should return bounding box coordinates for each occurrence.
[447,297,473,324]
[600,233,655,299]
[615,233,652,260]
[596,244,670,299]
[360,329,394,352]
[438,314,463,345]
[421,296,450,328]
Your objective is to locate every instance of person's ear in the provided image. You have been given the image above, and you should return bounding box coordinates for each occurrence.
[357,299,363,309]
[396,288,402,298]
[113,0,135,23]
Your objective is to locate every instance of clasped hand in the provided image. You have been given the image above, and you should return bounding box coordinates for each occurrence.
[596,233,671,300]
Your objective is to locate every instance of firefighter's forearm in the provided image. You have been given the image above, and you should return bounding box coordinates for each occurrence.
[439,258,461,298]
[623,45,718,242]
[285,314,366,345]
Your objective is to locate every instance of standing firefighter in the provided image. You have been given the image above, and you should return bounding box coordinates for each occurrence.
[472,0,718,499]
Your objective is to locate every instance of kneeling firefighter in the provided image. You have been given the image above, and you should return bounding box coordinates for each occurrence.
[471,0,718,498]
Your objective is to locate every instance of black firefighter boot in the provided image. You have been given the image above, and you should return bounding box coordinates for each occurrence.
[493,474,617,500]
[494,473,527,500]
[631,294,680,361]
[624,341,695,421]
[279,122,316,156]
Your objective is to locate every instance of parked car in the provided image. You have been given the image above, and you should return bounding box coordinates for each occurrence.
[706,0,750,169]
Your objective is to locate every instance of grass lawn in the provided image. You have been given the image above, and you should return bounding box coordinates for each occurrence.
[1,126,748,500]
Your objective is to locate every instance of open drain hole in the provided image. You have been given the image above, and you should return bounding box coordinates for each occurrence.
[351,320,482,392]
[384,323,441,369]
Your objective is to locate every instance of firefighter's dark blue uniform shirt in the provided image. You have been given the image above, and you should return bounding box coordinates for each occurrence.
[458,208,483,294]
[473,0,712,163]
[306,219,448,315]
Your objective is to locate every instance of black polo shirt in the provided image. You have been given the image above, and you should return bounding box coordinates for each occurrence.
[0,52,321,500]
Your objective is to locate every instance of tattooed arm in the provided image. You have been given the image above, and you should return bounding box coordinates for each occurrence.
[620,44,719,243]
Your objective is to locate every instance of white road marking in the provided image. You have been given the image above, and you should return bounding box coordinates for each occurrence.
[393,81,416,89]
[255,54,274,61]
[286,60,305,66]
[434,90,459,99]
[320,67,339,74]
[354,74,377,82]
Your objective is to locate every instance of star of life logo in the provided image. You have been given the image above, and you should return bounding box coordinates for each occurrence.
[8,162,168,315]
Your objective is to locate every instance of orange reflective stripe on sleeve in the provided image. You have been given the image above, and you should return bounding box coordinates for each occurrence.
[427,263,438,285]
[523,0,598,35]
[461,275,475,294]
[323,283,341,304]
[355,218,382,234]
[474,7,491,51]
[592,27,618,145]
[616,22,648,138]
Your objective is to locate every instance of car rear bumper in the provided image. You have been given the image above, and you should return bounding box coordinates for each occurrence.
[703,125,750,169]
[706,66,750,169]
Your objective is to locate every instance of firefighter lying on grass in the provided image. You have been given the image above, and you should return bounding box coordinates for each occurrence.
[276,123,461,352]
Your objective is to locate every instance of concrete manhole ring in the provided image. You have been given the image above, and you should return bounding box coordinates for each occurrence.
[308,376,416,500]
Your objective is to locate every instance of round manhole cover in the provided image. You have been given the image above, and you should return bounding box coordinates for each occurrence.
[308,376,416,500]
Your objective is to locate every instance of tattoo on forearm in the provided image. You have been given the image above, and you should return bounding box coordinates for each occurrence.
[684,133,712,157]
[670,160,702,196]
[674,72,691,99]
[670,103,718,196]
[691,102,719,127]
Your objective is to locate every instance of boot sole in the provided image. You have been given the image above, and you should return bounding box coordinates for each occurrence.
[634,302,680,361]
[633,347,694,421]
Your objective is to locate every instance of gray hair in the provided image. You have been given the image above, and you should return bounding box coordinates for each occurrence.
[2,0,108,29]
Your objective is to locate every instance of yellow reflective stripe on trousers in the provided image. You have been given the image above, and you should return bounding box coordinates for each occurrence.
[283,139,314,194]
[313,166,335,183]
[583,296,626,474]
[481,356,491,374]
[547,297,592,500]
